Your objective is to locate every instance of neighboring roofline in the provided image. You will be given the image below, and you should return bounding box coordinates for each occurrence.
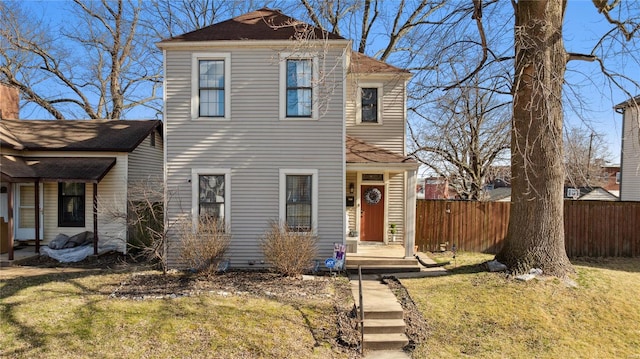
[157,39,351,49]
[614,95,640,111]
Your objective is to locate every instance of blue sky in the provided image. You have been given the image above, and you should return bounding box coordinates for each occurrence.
[17,0,639,163]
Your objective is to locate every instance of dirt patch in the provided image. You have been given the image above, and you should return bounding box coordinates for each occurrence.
[383,276,430,353]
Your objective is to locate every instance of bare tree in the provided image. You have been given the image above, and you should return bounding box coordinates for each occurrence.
[564,127,611,188]
[409,73,510,200]
[0,0,161,119]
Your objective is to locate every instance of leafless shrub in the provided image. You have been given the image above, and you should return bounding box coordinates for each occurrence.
[180,216,230,276]
[260,220,317,277]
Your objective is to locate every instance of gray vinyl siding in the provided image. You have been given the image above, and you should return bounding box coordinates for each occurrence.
[345,74,407,155]
[165,45,346,267]
[621,106,640,201]
[128,131,163,190]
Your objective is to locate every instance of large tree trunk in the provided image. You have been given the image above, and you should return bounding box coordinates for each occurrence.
[495,0,573,277]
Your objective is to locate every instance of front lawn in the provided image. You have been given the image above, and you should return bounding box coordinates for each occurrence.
[0,267,357,359]
[403,252,640,358]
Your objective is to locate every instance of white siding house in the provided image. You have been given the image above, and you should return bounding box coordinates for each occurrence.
[0,119,162,259]
[615,97,640,201]
[158,8,419,268]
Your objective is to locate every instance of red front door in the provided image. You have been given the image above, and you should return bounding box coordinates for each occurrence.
[360,185,384,241]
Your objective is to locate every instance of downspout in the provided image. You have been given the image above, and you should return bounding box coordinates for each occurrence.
[34,180,40,254]
[8,183,13,261]
[93,182,98,255]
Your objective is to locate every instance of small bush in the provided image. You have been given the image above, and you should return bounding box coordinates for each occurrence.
[261,221,318,277]
[180,216,230,275]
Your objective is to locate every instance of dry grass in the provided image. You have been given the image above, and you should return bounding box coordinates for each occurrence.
[0,269,354,359]
[403,252,640,359]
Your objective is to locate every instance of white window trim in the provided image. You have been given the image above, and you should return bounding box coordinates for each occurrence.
[356,82,383,125]
[279,53,319,121]
[191,52,231,120]
[191,168,231,229]
[279,169,319,233]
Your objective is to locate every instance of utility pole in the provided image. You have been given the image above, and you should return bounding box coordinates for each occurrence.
[586,132,594,186]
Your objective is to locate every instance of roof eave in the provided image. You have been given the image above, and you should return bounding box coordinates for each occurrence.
[156,38,351,49]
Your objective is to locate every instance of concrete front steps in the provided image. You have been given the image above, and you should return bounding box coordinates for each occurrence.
[352,280,409,351]
[346,257,421,275]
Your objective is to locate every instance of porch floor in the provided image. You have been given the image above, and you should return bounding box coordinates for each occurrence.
[346,242,448,278]
[0,244,40,267]
[349,242,408,259]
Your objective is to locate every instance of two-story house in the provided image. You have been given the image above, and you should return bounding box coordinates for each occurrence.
[157,8,419,268]
[615,96,640,201]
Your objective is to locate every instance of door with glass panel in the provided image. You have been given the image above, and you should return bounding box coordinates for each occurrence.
[15,183,44,240]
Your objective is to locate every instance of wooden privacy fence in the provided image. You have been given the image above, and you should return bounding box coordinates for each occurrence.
[416,199,640,257]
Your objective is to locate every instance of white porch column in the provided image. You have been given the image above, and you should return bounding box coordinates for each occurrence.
[404,168,417,258]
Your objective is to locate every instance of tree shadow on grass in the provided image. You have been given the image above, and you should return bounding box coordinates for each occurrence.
[0,268,123,358]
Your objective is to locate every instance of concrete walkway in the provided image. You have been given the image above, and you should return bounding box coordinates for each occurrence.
[348,244,447,357]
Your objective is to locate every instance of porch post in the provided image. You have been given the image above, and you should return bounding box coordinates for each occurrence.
[34,180,40,254]
[8,183,14,261]
[404,168,417,258]
[93,182,98,255]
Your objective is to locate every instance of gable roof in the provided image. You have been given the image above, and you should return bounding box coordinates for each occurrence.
[349,51,410,74]
[158,8,344,43]
[0,119,161,152]
[346,135,416,165]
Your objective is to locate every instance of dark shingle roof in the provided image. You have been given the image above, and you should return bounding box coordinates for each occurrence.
[614,95,640,110]
[346,135,416,164]
[0,119,161,152]
[159,8,345,43]
[1,156,116,183]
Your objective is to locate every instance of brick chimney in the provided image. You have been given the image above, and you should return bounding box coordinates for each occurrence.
[0,84,19,119]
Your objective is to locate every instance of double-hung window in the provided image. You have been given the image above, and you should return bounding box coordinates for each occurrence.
[58,183,85,227]
[280,54,318,120]
[279,169,318,232]
[286,59,313,117]
[357,83,383,124]
[192,169,231,225]
[191,53,230,120]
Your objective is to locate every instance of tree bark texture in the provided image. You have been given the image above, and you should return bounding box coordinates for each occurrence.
[495,0,573,277]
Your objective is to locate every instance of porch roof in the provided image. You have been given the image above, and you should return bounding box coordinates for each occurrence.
[346,135,418,168]
[0,156,116,183]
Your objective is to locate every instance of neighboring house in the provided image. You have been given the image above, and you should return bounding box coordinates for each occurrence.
[0,115,162,259]
[157,8,419,268]
[422,177,452,200]
[615,96,640,201]
[601,164,620,197]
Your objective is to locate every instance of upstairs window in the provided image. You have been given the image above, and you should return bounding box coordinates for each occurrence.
[58,183,85,227]
[361,88,378,123]
[191,53,230,120]
[286,59,313,117]
[199,60,225,117]
[356,83,383,124]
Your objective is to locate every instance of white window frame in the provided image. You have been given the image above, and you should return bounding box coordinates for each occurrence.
[191,53,231,120]
[279,169,318,233]
[356,83,383,124]
[615,171,620,184]
[279,53,319,121]
[191,168,231,229]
